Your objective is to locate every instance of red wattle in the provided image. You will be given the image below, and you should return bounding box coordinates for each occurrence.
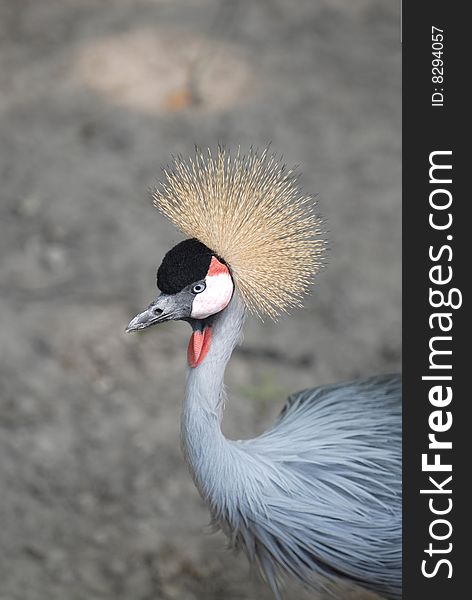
[187,326,212,368]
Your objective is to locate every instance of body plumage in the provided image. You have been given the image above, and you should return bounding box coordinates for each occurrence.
[182,293,401,599]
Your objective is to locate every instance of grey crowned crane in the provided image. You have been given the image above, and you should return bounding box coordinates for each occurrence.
[126,148,402,599]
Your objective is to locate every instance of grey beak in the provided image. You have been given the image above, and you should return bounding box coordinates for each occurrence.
[125,292,193,332]
[126,308,160,332]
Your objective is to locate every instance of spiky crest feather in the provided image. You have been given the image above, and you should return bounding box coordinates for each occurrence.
[152,147,325,319]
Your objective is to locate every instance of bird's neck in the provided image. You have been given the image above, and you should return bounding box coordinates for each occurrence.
[180,293,246,499]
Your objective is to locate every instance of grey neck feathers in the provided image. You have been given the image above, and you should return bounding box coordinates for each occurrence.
[180,293,247,502]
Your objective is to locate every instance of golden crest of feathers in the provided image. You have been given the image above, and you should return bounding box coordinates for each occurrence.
[152,147,326,319]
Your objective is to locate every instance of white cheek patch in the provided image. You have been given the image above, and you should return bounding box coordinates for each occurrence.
[191,272,234,319]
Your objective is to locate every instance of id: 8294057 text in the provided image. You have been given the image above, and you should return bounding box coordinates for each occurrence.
[431,26,445,107]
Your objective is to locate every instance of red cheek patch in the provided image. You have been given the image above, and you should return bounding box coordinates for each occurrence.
[187,326,212,368]
[207,255,229,276]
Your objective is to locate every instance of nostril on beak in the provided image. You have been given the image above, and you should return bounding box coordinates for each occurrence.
[153,307,164,316]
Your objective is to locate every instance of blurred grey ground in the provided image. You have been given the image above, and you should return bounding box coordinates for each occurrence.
[0,1,400,599]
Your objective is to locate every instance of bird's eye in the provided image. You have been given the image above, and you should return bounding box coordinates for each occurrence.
[192,282,206,294]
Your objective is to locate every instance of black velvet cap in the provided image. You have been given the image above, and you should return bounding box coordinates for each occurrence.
[157,238,214,294]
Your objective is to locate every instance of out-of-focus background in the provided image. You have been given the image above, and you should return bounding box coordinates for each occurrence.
[0,1,400,599]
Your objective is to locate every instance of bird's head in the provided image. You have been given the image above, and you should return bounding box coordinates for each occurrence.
[126,238,234,367]
[126,148,325,367]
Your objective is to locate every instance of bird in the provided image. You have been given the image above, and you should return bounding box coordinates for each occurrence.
[126,147,402,599]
